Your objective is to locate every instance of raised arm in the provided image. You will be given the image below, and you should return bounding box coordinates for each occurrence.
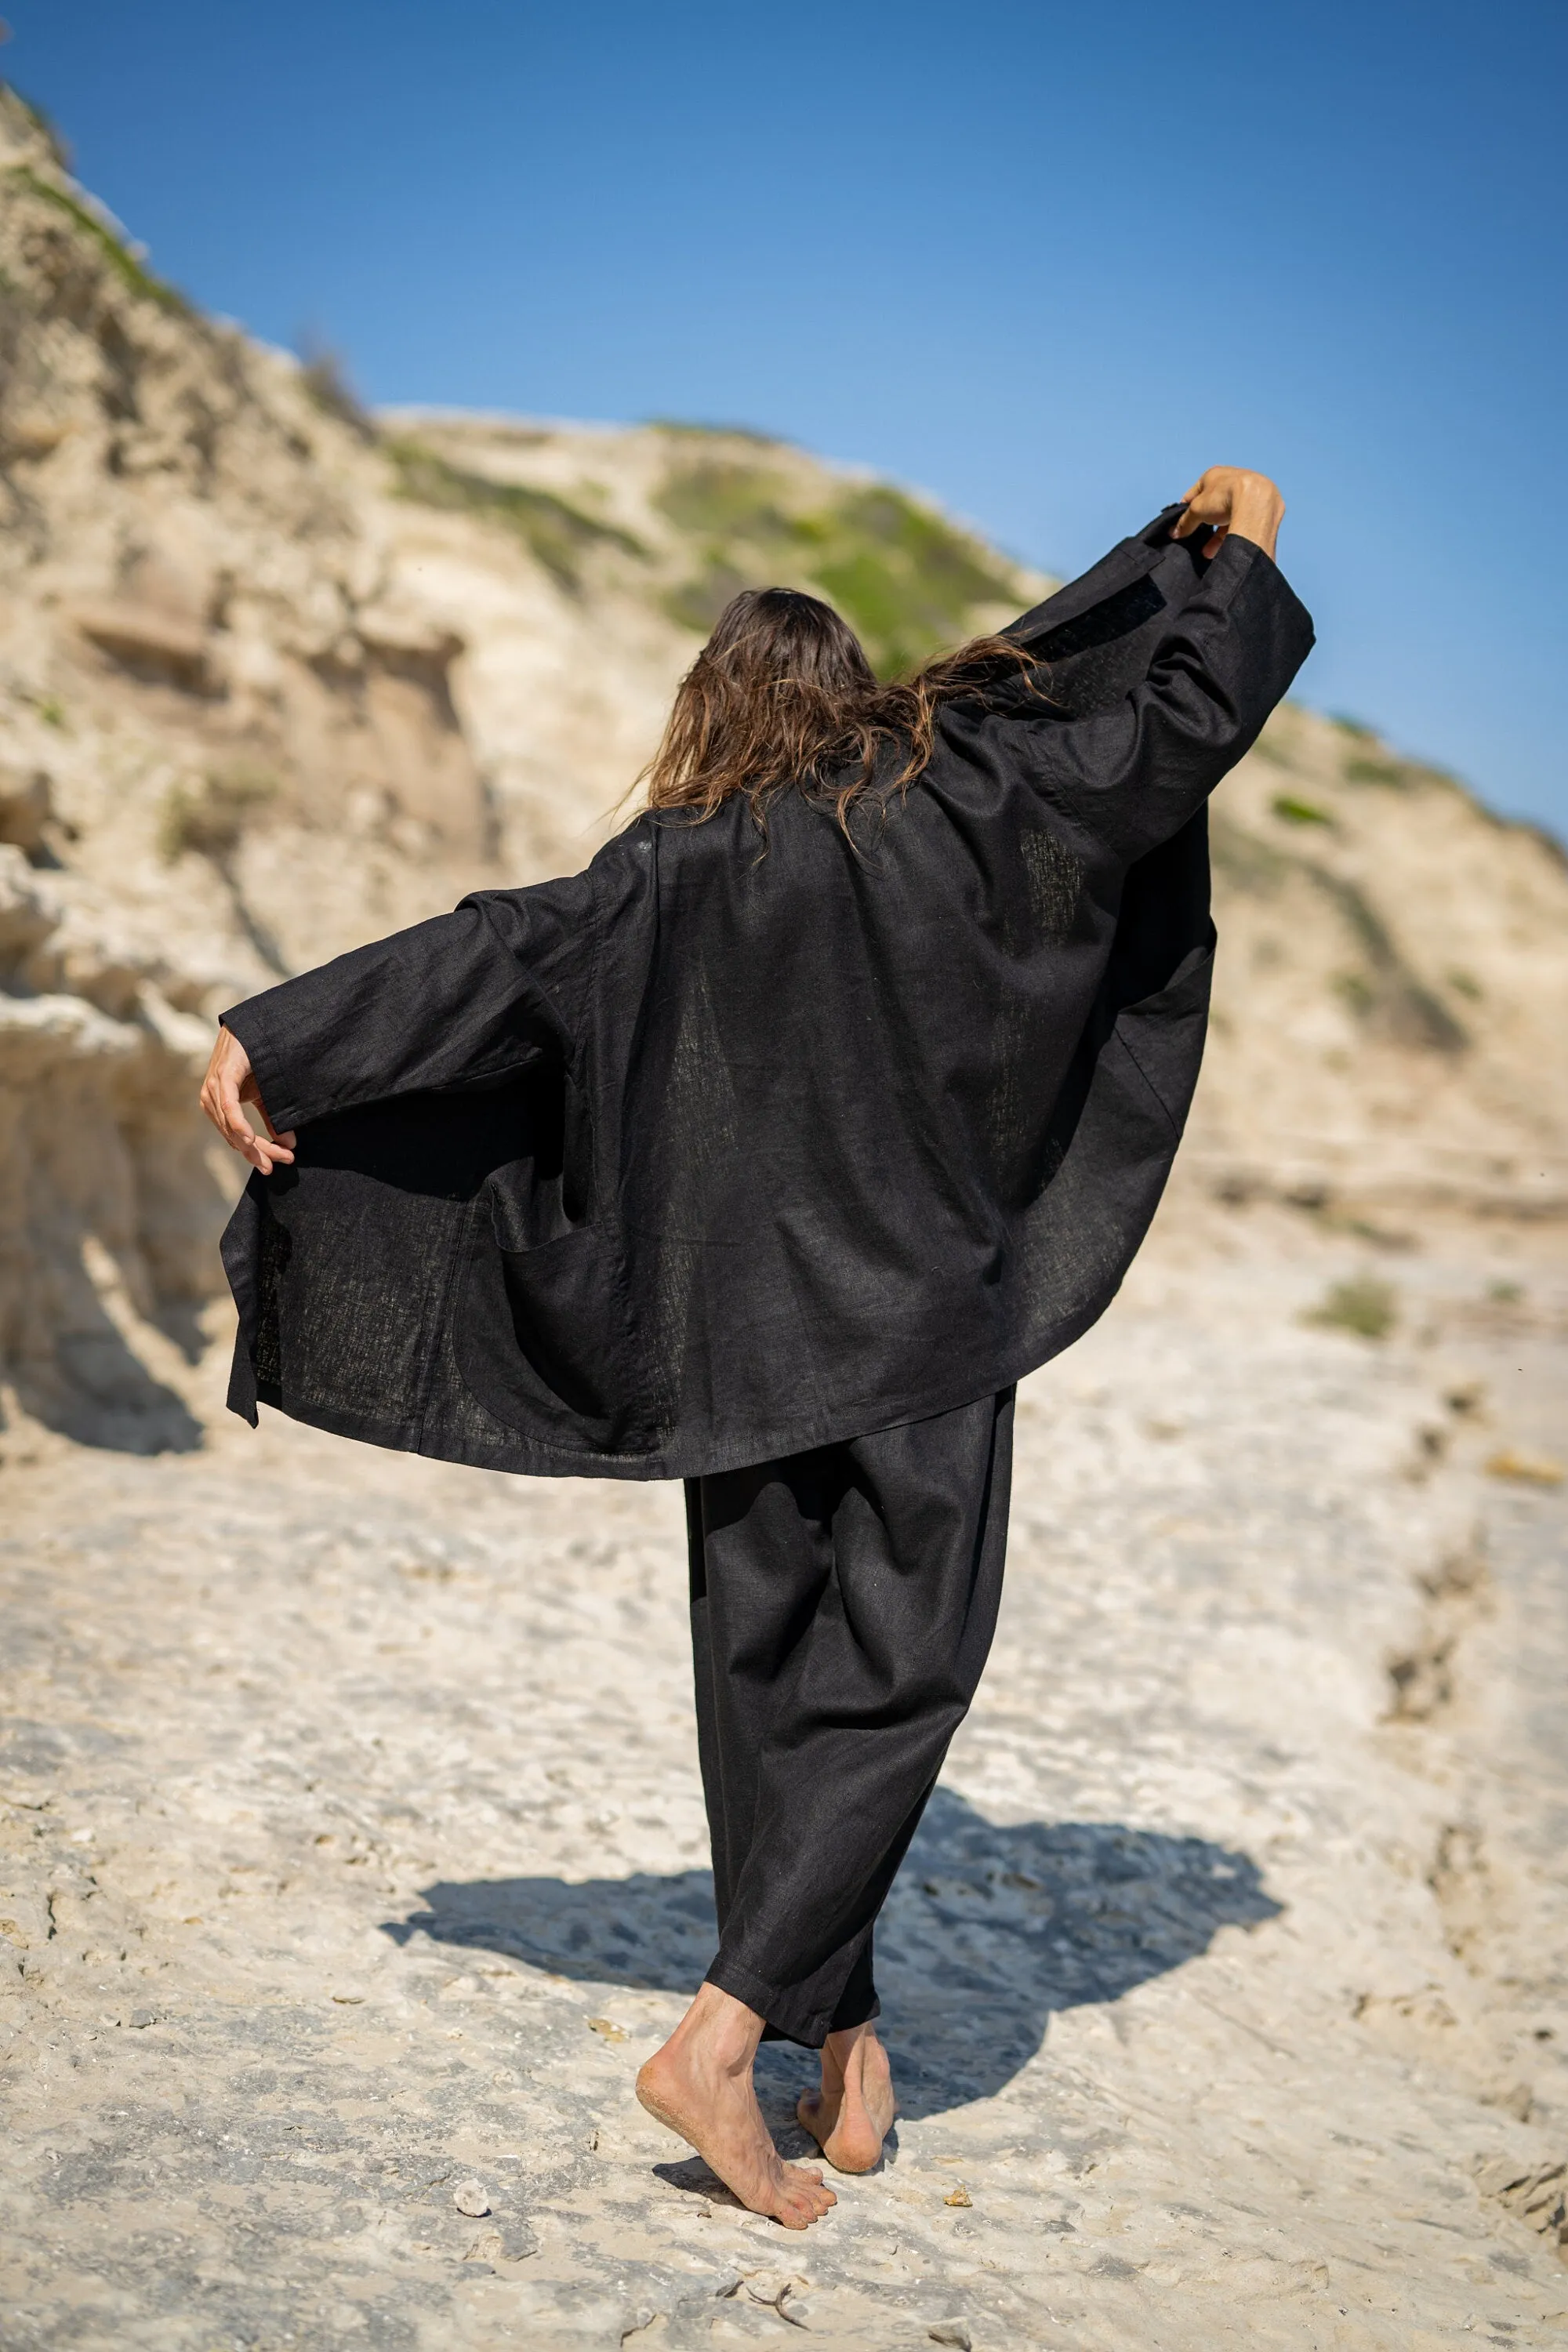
[200,868,597,1173]
[1029,469,1312,862]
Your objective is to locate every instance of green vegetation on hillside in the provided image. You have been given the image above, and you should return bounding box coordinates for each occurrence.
[1343,750,1411,789]
[1326,713,1466,799]
[652,445,1024,677]
[648,417,780,446]
[387,439,645,592]
[384,420,1030,665]
[7,165,189,314]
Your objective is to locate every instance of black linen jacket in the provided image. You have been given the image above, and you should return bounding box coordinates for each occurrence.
[220,511,1313,1479]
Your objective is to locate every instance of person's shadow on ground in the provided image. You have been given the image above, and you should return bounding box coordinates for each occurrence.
[382,1788,1279,2118]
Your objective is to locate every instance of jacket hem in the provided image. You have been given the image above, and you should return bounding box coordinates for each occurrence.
[234,1280,1119,1481]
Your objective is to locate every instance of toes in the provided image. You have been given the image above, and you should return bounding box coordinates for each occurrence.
[779,2196,833,2228]
[779,2162,834,2216]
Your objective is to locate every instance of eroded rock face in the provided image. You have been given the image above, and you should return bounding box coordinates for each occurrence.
[0,98,514,1444]
[0,83,1563,1445]
[1189,707,1568,1225]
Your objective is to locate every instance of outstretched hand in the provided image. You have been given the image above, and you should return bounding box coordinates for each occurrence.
[199,1025,296,1174]
[1171,466,1284,563]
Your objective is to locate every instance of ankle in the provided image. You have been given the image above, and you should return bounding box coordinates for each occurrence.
[669,1981,766,2073]
[826,2021,879,2073]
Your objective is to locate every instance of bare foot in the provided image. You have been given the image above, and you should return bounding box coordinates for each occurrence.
[637,1982,837,2230]
[797,2020,898,2173]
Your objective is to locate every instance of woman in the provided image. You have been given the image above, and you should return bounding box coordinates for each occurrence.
[201,466,1309,2230]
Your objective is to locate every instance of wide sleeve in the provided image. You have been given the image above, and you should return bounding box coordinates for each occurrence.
[1022,535,1314,863]
[220,865,598,1134]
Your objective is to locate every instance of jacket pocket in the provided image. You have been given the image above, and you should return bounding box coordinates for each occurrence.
[452,1214,652,1457]
[481,1062,593,1250]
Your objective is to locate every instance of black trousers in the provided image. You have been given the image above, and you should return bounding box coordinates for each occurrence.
[684,1387,1014,2049]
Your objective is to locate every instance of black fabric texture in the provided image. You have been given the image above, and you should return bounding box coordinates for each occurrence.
[688,1387,1014,2047]
[219,514,1314,1479]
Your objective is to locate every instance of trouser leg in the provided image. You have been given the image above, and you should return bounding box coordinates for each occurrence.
[685,1386,1014,2048]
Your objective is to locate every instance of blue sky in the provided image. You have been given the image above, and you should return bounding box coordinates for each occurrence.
[12,2,1566,830]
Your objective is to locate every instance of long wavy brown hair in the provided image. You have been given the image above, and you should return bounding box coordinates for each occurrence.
[641,587,1047,833]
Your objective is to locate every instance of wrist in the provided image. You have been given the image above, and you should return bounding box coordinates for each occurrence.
[1225,484,1281,559]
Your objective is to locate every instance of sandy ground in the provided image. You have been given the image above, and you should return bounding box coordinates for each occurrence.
[2,1202,1566,2351]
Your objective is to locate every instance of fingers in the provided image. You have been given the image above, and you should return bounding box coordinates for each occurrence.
[224,1089,294,1171]
[1172,502,1220,542]
[244,1129,296,1173]
[215,1073,251,1152]
[237,1132,294,1173]
[240,1073,292,1145]
[249,1090,299,1163]
[229,1084,294,1169]
[1171,473,1218,539]
[200,1056,296,1171]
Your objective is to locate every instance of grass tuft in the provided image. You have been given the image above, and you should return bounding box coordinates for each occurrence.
[1304,1275,1398,1341]
[1271,793,1332,826]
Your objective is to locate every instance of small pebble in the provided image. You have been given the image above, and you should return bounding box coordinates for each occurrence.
[452,2180,491,2217]
[942,2183,973,2209]
[929,2325,972,2350]
[586,2016,626,2042]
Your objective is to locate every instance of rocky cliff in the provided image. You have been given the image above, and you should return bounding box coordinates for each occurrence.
[0,84,1562,1448]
